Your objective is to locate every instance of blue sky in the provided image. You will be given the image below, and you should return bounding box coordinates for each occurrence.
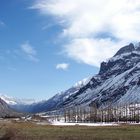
[0,0,140,100]
[0,0,99,100]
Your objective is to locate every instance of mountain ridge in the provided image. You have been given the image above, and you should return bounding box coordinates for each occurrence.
[32,42,140,113]
[2,42,140,113]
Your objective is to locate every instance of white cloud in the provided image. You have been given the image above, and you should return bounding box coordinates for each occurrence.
[32,0,140,67]
[64,38,127,67]
[56,63,69,70]
[20,42,39,62]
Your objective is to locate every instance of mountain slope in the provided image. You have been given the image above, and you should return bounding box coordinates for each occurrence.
[0,94,36,113]
[60,43,140,108]
[0,98,21,117]
[32,43,140,113]
[31,77,91,113]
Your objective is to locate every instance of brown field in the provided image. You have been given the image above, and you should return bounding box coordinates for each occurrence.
[0,121,140,140]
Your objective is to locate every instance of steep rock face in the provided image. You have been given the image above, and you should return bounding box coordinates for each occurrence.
[114,43,135,56]
[60,43,140,108]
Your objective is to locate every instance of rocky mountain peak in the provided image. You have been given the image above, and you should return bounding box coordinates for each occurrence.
[99,43,140,76]
[59,42,140,109]
[114,43,135,57]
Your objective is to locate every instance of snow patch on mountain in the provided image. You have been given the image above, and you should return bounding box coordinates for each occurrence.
[0,94,35,105]
[74,77,91,88]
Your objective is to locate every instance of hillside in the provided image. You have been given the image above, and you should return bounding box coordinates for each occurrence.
[0,98,22,118]
[31,43,140,112]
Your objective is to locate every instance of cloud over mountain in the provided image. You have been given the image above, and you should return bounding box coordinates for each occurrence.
[32,0,140,67]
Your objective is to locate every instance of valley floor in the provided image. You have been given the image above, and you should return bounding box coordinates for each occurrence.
[0,120,140,140]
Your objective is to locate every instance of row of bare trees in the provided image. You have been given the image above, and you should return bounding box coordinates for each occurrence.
[61,103,140,123]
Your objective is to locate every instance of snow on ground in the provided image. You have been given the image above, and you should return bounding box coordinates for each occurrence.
[36,122,49,125]
[51,121,118,126]
[35,119,140,126]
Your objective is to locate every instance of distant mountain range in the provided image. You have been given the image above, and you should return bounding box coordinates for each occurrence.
[2,42,140,114]
[0,94,36,113]
[0,94,35,105]
[0,78,91,113]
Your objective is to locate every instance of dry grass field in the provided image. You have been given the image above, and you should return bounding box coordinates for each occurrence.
[0,121,140,140]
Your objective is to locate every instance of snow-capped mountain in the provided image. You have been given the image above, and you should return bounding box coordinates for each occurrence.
[60,43,140,108]
[0,94,35,105]
[31,42,140,113]
[0,94,17,105]
[31,77,91,113]
[0,94,36,113]
[3,42,140,114]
